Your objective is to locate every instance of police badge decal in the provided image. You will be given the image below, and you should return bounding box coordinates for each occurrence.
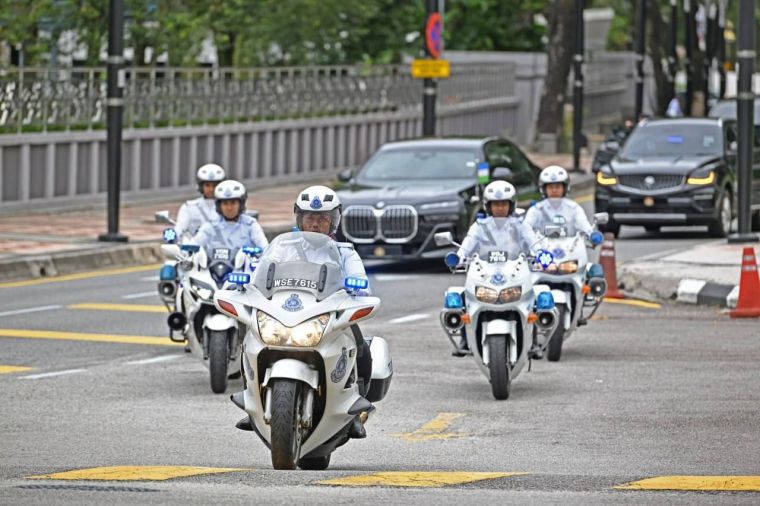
[330,347,348,383]
[282,293,304,312]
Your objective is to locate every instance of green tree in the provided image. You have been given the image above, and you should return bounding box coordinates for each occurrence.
[444,0,546,52]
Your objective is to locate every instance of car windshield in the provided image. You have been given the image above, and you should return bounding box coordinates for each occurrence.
[620,124,722,158]
[252,232,343,300]
[708,100,760,121]
[359,147,479,180]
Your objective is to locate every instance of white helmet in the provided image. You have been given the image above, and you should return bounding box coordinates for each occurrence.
[483,180,517,215]
[196,163,226,193]
[538,165,570,197]
[294,185,342,235]
[214,179,247,218]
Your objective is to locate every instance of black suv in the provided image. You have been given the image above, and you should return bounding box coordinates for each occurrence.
[336,137,541,259]
[594,117,748,238]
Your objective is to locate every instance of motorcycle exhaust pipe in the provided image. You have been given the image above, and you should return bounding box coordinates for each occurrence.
[587,278,607,297]
[535,308,558,330]
[167,312,187,331]
[440,309,465,332]
[158,281,177,300]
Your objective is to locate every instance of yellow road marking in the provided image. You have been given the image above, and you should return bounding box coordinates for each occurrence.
[575,193,594,204]
[27,466,247,481]
[615,476,760,491]
[604,298,661,309]
[0,365,33,374]
[0,264,161,289]
[0,328,182,347]
[319,471,525,488]
[391,412,467,441]
[69,303,167,314]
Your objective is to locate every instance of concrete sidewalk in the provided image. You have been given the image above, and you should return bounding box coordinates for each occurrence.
[619,241,760,309]
[0,151,593,282]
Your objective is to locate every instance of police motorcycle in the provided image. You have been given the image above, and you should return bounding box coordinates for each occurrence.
[435,231,560,400]
[530,212,609,362]
[159,225,263,394]
[213,231,392,470]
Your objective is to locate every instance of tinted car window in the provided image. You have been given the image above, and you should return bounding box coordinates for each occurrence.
[359,147,479,180]
[486,141,533,187]
[620,124,723,158]
[708,100,760,121]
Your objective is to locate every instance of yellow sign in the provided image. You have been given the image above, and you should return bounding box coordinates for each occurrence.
[411,59,450,79]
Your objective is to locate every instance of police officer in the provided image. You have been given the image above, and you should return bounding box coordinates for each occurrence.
[175,163,226,239]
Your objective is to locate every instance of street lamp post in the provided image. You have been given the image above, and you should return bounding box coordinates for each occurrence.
[422,0,438,136]
[99,0,128,242]
[684,0,694,115]
[668,0,678,100]
[634,0,646,120]
[571,0,584,173]
[728,0,759,243]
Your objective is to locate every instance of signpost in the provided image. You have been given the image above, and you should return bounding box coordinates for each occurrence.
[421,0,442,136]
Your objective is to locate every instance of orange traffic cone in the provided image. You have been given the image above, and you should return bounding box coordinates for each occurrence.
[730,247,760,318]
[600,232,625,299]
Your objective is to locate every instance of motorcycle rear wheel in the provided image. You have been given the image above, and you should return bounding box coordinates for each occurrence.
[487,336,511,400]
[208,330,229,394]
[270,379,303,470]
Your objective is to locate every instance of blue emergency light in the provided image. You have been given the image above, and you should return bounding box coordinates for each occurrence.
[227,272,250,285]
[536,292,555,310]
[242,246,263,256]
[444,292,463,309]
[180,244,200,253]
[344,277,369,290]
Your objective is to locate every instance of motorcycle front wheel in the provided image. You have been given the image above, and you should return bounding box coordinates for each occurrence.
[546,307,566,362]
[208,330,229,394]
[270,379,303,470]
[487,336,511,400]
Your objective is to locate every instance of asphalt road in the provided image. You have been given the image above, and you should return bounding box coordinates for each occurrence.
[1,236,759,504]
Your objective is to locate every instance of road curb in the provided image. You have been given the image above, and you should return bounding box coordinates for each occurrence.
[0,224,293,283]
[676,278,738,309]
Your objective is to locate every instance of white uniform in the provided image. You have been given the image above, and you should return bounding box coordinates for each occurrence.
[192,214,269,252]
[175,197,217,239]
[524,198,594,237]
[457,215,539,261]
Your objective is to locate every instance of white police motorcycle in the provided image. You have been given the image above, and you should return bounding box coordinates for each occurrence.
[160,234,262,394]
[435,231,559,400]
[531,213,609,362]
[213,232,392,470]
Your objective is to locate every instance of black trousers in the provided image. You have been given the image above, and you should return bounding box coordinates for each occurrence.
[350,325,373,396]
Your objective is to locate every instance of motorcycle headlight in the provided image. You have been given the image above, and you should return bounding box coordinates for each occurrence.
[475,286,499,303]
[256,312,330,347]
[190,279,214,300]
[498,286,522,303]
[558,260,579,274]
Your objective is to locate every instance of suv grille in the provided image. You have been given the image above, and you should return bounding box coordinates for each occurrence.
[618,174,683,191]
[342,205,418,243]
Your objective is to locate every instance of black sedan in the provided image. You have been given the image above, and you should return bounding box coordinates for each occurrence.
[595,117,746,238]
[336,137,541,259]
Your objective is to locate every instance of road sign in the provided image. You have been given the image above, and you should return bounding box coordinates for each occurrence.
[411,59,450,79]
[425,12,443,59]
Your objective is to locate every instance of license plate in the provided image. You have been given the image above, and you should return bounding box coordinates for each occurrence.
[357,245,403,257]
[213,248,231,261]
[488,250,508,263]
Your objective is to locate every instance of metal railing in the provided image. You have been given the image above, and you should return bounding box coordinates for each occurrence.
[0,63,515,133]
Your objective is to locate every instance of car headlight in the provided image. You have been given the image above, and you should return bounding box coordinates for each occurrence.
[687,170,715,185]
[596,171,617,185]
[190,279,214,300]
[475,286,499,303]
[498,286,522,303]
[558,260,579,274]
[256,311,330,347]
[419,200,460,212]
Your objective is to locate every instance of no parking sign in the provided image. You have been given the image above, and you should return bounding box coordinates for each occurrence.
[425,12,443,59]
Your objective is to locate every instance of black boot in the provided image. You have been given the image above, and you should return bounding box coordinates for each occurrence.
[347,416,366,439]
[451,334,470,357]
[528,334,543,360]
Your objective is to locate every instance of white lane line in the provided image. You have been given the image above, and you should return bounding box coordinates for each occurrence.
[373,274,422,282]
[122,291,158,300]
[126,355,180,365]
[0,305,63,318]
[388,313,430,324]
[20,369,86,380]
[140,276,159,282]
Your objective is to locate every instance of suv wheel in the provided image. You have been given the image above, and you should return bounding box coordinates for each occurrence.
[708,191,732,238]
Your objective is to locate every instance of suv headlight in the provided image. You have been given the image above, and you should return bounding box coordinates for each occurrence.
[475,286,499,303]
[256,312,330,347]
[190,279,214,300]
[687,169,715,185]
[498,286,522,303]
[596,171,617,185]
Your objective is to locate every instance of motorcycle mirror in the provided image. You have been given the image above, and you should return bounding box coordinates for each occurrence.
[244,209,260,220]
[155,210,174,225]
[469,195,480,204]
[513,208,526,218]
[594,212,610,225]
[434,232,455,247]
[338,169,354,183]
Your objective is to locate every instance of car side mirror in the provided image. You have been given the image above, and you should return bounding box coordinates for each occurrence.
[338,169,354,183]
[434,231,455,247]
[155,210,174,225]
[594,212,610,225]
[491,167,514,181]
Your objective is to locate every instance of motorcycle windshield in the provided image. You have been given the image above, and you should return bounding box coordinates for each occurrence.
[252,232,343,301]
